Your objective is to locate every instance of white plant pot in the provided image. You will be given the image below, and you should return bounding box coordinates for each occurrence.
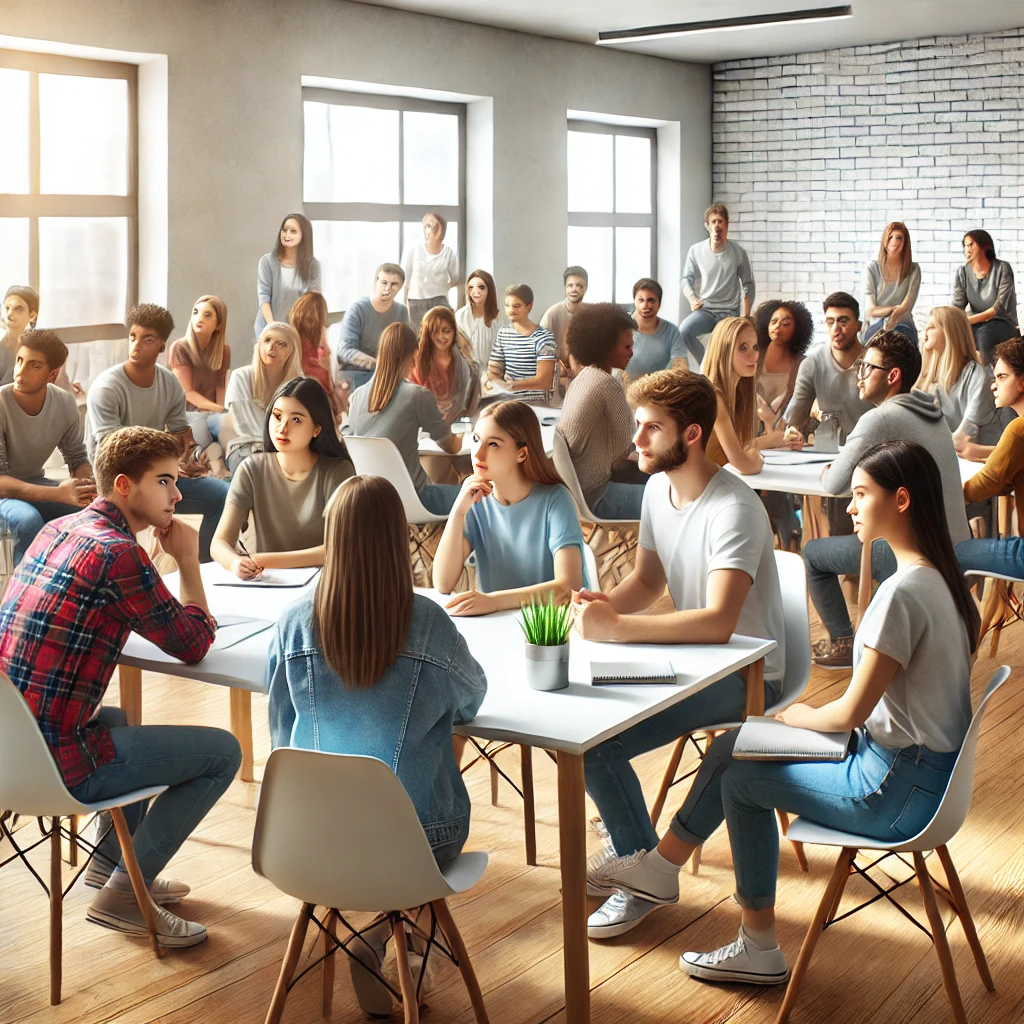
[524,641,570,691]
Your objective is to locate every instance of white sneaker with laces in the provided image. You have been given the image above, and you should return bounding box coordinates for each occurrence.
[680,927,789,985]
[588,848,680,905]
[586,846,620,896]
[587,890,660,939]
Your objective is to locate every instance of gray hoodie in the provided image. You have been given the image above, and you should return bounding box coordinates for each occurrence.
[821,389,970,546]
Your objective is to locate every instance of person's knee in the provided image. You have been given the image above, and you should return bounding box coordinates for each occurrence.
[209,729,243,782]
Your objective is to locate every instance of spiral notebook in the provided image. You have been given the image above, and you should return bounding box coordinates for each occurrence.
[590,661,677,686]
[733,716,852,762]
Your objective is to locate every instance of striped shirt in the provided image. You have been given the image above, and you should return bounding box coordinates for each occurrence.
[489,325,557,404]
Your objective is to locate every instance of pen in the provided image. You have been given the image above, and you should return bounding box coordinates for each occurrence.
[236,538,263,577]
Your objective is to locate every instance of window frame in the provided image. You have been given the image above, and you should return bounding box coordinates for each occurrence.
[567,118,657,305]
[0,48,138,343]
[301,88,467,320]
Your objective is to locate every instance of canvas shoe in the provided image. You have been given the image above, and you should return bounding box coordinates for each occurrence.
[587,890,661,939]
[587,848,680,905]
[346,916,393,1019]
[84,855,190,905]
[86,885,207,948]
[680,927,789,985]
[586,845,621,896]
[811,635,853,670]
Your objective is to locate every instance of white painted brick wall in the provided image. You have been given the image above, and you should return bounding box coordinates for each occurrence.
[712,28,1024,339]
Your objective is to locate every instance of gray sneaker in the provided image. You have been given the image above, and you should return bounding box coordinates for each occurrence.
[86,885,207,948]
[680,927,789,985]
[84,858,190,905]
[346,916,393,1018]
[588,890,661,939]
[811,635,853,670]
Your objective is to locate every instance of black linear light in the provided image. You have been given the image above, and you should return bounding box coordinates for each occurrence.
[596,4,853,45]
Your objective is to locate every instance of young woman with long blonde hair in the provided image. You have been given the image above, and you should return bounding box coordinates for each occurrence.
[863,221,921,344]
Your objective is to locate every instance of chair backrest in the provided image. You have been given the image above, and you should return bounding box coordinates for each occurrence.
[774,551,812,708]
[907,665,1011,850]
[252,748,456,912]
[551,429,601,523]
[0,673,83,816]
[344,435,447,525]
[582,542,599,593]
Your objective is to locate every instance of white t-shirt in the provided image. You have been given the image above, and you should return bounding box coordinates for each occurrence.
[639,468,784,680]
[403,243,458,300]
[856,564,972,752]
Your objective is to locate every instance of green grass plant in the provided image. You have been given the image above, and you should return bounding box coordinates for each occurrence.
[518,594,571,646]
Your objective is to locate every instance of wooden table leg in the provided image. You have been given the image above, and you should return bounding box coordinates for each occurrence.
[743,657,765,719]
[229,689,255,782]
[118,665,143,726]
[856,539,873,629]
[556,751,589,1024]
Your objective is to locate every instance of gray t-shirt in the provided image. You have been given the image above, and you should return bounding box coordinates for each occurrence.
[226,453,353,553]
[639,468,784,680]
[681,240,755,314]
[783,343,873,443]
[931,359,1002,446]
[857,564,972,752]
[84,363,189,461]
[628,319,686,378]
[224,366,266,442]
[862,260,921,330]
[952,260,1018,327]
[348,380,449,492]
[335,297,411,374]
[0,384,88,481]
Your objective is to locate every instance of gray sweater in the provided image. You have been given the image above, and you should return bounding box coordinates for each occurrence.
[783,343,873,443]
[930,359,1002,446]
[952,260,1018,327]
[820,389,970,546]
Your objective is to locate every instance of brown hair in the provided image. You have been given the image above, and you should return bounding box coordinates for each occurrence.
[701,316,758,446]
[466,269,499,326]
[289,290,328,364]
[375,262,406,284]
[415,306,459,381]
[127,303,175,342]
[627,369,718,451]
[273,212,316,284]
[3,284,40,321]
[368,321,419,412]
[477,401,563,486]
[18,328,68,370]
[993,337,1024,376]
[423,211,447,238]
[704,203,729,224]
[94,426,181,495]
[877,221,914,284]
[565,303,635,367]
[504,283,534,306]
[315,476,413,689]
[180,294,228,372]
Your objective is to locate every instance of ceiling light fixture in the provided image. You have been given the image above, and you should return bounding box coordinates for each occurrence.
[596,5,853,45]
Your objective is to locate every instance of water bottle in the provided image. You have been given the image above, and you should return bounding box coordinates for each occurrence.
[0,522,14,601]
[815,411,840,454]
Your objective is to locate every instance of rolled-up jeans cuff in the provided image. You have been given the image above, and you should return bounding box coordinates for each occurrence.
[668,818,708,846]
[733,890,776,911]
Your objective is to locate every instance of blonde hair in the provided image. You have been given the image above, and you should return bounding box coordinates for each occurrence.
[877,221,914,284]
[477,401,563,486]
[315,476,413,689]
[368,322,419,413]
[252,322,304,406]
[701,316,758,446]
[183,294,227,372]
[917,306,980,393]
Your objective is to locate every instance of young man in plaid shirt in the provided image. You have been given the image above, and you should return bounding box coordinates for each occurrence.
[0,426,241,948]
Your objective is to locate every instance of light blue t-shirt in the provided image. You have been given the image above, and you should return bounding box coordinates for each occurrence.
[463,483,588,592]
[628,319,685,378]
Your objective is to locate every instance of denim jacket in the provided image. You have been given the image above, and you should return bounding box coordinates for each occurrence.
[267,593,487,852]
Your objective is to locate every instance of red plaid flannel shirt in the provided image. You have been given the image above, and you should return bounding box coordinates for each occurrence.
[0,498,216,787]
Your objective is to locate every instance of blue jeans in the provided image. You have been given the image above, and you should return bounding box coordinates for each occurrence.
[68,707,241,884]
[678,308,736,366]
[805,534,898,641]
[972,319,1019,365]
[176,475,230,562]
[186,410,227,449]
[584,671,782,856]
[0,484,80,565]
[671,728,957,909]
[587,481,645,521]
[419,483,460,515]
[956,536,1024,578]
[864,319,919,346]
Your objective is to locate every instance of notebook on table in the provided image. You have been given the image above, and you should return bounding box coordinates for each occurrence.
[210,566,321,588]
[732,716,852,762]
[590,661,677,686]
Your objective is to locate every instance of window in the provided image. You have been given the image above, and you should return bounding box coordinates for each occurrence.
[302,89,466,317]
[566,121,656,305]
[0,50,137,342]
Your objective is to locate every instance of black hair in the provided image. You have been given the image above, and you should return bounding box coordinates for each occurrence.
[867,330,922,395]
[262,376,349,460]
[632,277,663,303]
[565,303,636,367]
[856,440,979,654]
[18,328,68,370]
[753,299,814,357]
[127,303,175,343]
[963,229,996,262]
[823,291,860,320]
[563,265,588,285]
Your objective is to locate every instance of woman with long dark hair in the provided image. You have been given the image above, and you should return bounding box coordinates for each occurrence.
[455,268,502,373]
[210,376,352,578]
[254,213,321,336]
[952,228,1018,363]
[407,305,479,424]
[587,440,979,984]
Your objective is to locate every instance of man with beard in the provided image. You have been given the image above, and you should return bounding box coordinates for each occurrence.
[571,369,785,939]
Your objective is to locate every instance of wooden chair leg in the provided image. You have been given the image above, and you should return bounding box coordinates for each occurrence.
[265,903,314,1024]
[432,899,490,1024]
[978,579,1002,639]
[650,737,686,829]
[825,857,852,925]
[489,756,499,806]
[392,914,421,1024]
[322,908,338,1017]
[776,847,856,1024]
[49,818,62,1006]
[689,844,702,876]
[776,810,809,873]
[521,746,537,867]
[67,815,79,867]
[109,806,164,960]
[934,845,995,991]
[914,851,968,1024]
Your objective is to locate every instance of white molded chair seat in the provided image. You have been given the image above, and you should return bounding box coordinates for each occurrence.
[551,430,639,528]
[962,569,1024,584]
[344,435,448,526]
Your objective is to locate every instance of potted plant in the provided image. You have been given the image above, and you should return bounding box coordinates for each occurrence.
[519,595,572,691]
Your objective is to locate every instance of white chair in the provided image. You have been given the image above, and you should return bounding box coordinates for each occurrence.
[0,674,165,1004]
[776,666,1009,1024]
[650,551,812,873]
[253,748,490,1024]
[963,569,1024,657]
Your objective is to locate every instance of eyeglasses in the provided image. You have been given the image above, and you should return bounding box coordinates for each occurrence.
[855,359,888,379]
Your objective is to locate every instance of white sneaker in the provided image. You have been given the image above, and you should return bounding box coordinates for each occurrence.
[346,917,393,1018]
[84,859,190,904]
[588,890,661,939]
[586,845,620,896]
[86,886,207,948]
[680,927,789,985]
[588,848,680,905]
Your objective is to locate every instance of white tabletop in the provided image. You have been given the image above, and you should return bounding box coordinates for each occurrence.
[119,568,774,756]
[418,405,561,457]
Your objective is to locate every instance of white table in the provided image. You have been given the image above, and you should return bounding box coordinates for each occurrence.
[118,567,774,1024]
[418,405,561,457]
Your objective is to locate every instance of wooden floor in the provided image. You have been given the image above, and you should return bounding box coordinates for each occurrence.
[2,615,1023,1024]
